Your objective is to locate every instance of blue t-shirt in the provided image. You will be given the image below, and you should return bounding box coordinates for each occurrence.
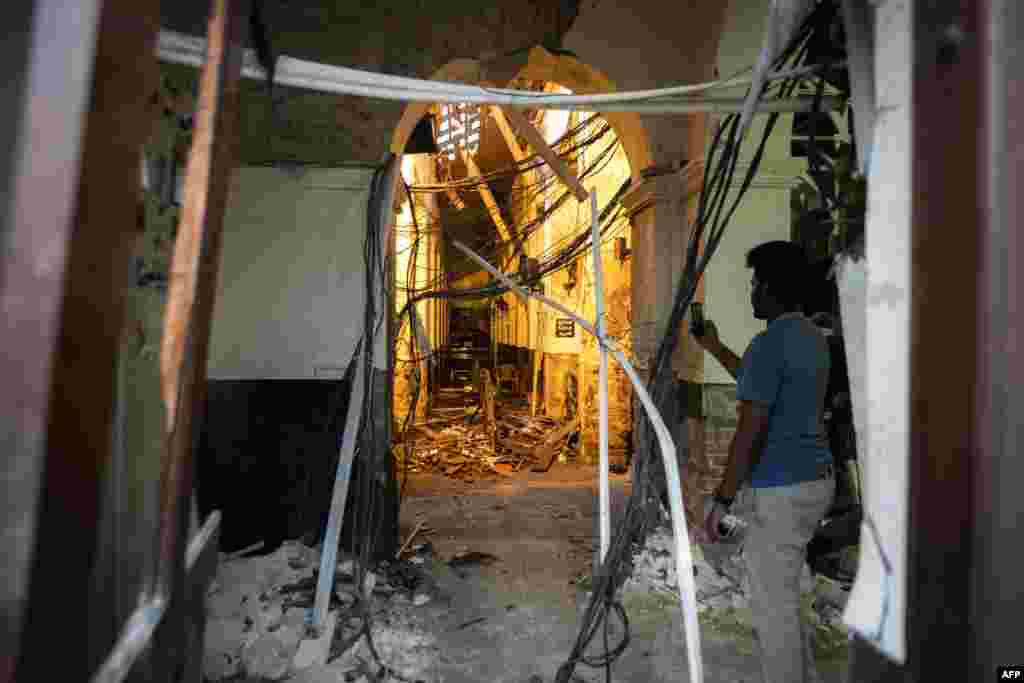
[736,313,832,487]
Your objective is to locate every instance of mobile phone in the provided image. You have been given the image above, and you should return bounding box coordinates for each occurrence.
[690,302,705,337]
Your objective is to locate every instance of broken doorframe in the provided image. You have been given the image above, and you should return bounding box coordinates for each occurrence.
[99,0,246,680]
[2,2,107,678]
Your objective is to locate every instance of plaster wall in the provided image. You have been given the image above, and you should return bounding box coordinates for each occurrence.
[703,0,804,386]
[207,166,375,380]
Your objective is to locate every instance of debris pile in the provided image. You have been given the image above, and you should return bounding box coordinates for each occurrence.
[204,541,320,680]
[402,409,575,480]
[204,540,445,682]
[622,525,853,658]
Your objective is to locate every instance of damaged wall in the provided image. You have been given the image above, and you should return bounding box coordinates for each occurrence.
[195,166,378,551]
[208,166,374,380]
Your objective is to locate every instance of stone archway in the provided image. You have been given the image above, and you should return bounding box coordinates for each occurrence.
[389,48,651,469]
[389,47,653,183]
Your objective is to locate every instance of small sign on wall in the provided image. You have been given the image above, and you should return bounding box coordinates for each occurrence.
[554,318,576,338]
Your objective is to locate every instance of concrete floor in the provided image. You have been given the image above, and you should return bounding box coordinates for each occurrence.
[397,463,851,683]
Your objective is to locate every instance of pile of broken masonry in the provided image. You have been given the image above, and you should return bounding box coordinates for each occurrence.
[622,524,855,658]
[204,541,445,682]
[204,526,856,681]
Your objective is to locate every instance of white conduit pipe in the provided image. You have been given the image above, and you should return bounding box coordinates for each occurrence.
[311,351,366,630]
[591,191,611,565]
[156,30,839,114]
[451,240,703,683]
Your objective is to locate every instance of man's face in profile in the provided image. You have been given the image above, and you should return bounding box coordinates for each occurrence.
[750,273,769,320]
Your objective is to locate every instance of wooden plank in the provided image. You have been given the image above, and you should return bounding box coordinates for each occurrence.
[5,0,159,679]
[530,420,578,473]
[152,0,248,678]
[461,151,511,242]
[500,107,588,202]
[488,107,527,162]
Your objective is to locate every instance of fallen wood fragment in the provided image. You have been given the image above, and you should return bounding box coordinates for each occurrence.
[221,540,264,561]
[530,420,578,473]
[396,519,427,559]
[448,551,499,568]
[450,616,488,632]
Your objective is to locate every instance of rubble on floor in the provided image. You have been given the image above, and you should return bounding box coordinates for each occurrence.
[400,407,575,481]
[621,525,854,660]
[204,540,447,682]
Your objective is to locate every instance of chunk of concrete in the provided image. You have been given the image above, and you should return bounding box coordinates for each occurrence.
[288,665,347,683]
[203,617,246,680]
[203,650,240,681]
[242,633,295,680]
[292,611,338,671]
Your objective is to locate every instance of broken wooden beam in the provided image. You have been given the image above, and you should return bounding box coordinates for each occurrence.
[461,150,511,242]
[153,0,247,677]
[499,106,589,202]
[531,419,578,473]
[488,107,527,162]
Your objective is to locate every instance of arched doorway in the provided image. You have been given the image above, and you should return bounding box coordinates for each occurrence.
[389,49,652,605]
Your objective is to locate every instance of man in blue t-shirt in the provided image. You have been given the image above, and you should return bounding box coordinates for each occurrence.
[694,240,834,683]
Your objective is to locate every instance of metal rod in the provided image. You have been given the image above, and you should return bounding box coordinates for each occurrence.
[89,597,168,683]
[311,355,366,631]
[451,239,703,683]
[91,511,221,683]
[591,192,611,564]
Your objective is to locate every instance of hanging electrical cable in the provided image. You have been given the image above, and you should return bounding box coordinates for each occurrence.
[156,29,842,114]
[553,5,837,683]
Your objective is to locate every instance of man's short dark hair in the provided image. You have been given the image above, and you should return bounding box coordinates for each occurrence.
[746,241,810,309]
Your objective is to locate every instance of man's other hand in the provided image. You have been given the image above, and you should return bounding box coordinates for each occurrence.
[704,501,727,544]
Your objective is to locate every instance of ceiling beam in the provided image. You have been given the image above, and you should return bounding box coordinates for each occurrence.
[461,150,510,243]
[499,106,589,202]
[488,107,527,162]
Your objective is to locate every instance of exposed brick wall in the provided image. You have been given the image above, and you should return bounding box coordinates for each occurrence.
[682,425,736,525]
[703,427,736,494]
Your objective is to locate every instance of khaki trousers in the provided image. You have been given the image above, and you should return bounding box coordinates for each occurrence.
[742,477,834,683]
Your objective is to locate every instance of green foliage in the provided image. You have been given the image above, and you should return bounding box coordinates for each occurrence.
[792,138,867,260]
[698,606,757,655]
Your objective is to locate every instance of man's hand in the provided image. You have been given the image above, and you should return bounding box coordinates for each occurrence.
[692,319,721,351]
[704,501,727,544]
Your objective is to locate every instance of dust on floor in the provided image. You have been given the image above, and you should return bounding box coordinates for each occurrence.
[204,463,850,682]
